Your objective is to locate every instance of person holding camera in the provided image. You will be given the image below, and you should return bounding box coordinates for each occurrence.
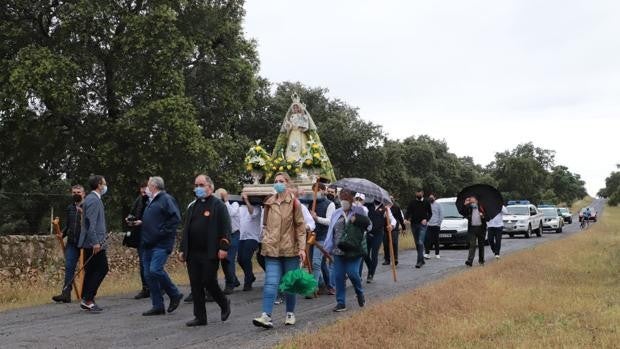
[123,181,150,299]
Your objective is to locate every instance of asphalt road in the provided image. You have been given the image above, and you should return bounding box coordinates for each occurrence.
[0,199,605,349]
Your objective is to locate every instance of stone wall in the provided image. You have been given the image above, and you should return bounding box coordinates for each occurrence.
[0,233,184,285]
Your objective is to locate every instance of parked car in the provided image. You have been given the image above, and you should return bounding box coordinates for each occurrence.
[436,197,469,247]
[579,207,598,222]
[503,204,544,238]
[557,207,572,224]
[539,207,564,233]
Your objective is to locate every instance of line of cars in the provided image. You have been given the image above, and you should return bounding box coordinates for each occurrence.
[434,198,596,246]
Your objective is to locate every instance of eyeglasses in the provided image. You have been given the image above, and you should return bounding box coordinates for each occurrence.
[194,183,206,187]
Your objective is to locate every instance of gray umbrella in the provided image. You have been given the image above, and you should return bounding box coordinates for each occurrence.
[333,178,392,205]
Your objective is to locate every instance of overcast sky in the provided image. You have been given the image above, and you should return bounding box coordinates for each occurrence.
[243,0,620,195]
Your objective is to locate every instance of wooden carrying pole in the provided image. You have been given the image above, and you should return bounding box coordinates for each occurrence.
[53,218,84,299]
[385,209,397,282]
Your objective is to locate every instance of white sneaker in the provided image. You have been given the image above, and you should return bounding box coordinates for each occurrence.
[252,312,273,329]
[435,255,441,259]
[495,255,500,260]
[423,254,430,259]
[285,312,296,326]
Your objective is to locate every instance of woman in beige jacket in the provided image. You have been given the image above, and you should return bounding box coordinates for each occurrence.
[252,172,306,329]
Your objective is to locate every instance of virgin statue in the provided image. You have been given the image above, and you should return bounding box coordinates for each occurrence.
[271,93,336,183]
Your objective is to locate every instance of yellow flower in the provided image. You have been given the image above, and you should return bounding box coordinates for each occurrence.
[305,159,312,165]
[313,153,320,158]
[311,144,319,149]
[295,168,301,173]
[255,146,262,151]
[279,166,284,171]
[286,164,292,170]
[246,165,253,171]
[272,166,277,170]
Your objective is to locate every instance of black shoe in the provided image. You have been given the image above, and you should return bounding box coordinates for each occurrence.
[356,293,365,307]
[87,304,103,313]
[465,261,473,267]
[184,293,193,303]
[52,290,71,303]
[223,286,234,295]
[382,261,390,265]
[479,260,485,266]
[186,318,207,327]
[395,260,399,266]
[333,304,347,312]
[366,275,374,283]
[167,293,183,313]
[221,298,231,321]
[234,280,241,288]
[243,284,253,291]
[142,308,165,316]
[134,288,150,300]
[415,262,422,268]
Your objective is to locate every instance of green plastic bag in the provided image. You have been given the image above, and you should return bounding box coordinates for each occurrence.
[278,268,318,297]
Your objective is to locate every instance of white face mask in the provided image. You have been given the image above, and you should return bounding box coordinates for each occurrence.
[341,200,351,211]
[145,186,153,198]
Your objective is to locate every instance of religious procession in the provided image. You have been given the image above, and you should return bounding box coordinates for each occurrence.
[52,93,507,330]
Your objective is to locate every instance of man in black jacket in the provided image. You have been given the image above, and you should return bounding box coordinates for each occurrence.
[52,184,85,303]
[383,196,406,266]
[463,196,487,266]
[123,181,150,299]
[178,174,232,327]
[406,188,432,268]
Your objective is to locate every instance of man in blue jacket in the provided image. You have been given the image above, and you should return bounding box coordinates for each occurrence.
[141,176,184,316]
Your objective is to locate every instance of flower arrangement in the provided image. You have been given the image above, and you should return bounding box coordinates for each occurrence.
[267,152,301,179]
[244,140,271,172]
[301,137,328,169]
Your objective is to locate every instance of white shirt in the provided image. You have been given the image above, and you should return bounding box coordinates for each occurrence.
[314,201,336,227]
[240,205,262,241]
[225,201,241,233]
[300,204,316,231]
[488,206,508,228]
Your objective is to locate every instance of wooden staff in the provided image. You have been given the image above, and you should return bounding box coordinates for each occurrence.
[385,207,397,282]
[53,218,83,299]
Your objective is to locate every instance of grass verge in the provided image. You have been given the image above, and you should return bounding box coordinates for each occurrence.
[279,205,620,349]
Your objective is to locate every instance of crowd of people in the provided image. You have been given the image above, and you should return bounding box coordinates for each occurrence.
[52,173,507,328]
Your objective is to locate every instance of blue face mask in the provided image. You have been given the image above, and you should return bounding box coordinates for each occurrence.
[274,182,286,193]
[471,203,478,209]
[101,185,108,195]
[194,187,206,198]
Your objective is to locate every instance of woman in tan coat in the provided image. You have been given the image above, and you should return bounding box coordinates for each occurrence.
[252,173,306,329]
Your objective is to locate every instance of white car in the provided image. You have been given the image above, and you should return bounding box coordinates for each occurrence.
[436,197,469,246]
[539,207,564,233]
[503,204,544,238]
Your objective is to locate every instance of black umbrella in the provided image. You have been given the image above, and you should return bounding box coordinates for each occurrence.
[456,184,504,221]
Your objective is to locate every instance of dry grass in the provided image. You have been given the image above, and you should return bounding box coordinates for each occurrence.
[570,196,594,212]
[279,205,620,349]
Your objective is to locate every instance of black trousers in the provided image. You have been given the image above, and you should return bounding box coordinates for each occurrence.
[425,225,441,255]
[467,226,486,263]
[187,253,228,322]
[382,229,399,262]
[82,249,109,302]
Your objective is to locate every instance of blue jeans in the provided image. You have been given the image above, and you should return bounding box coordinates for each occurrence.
[63,242,80,290]
[413,224,428,264]
[334,255,363,306]
[262,256,299,315]
[222,231,240,288]
[138,246,148,290]
[361,232,383,277]
[312,242,326,287]
[143,248,181,310]
[238,239,259,285]
[487,226,503,255]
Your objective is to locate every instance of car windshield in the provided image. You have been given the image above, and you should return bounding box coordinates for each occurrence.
[540,208,557,217]
[559,208,569,214]
[507,206,529,215]
[439,202,463,218]
[580,208,595,214]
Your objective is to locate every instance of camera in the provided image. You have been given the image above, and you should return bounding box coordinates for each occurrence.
[126,214,137,226]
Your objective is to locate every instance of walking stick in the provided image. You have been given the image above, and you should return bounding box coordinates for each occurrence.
[62,231,113,294]
[53,218,82,299]
[385,209,397,282]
